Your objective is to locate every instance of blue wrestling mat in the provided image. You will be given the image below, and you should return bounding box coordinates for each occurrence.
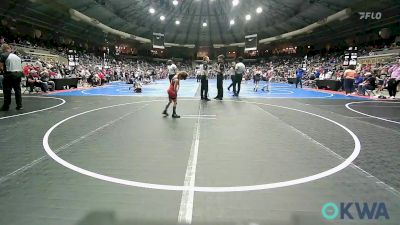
[49,79,366,100]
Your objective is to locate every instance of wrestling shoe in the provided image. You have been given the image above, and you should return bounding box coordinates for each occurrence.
[172,114,181,118]
[162,110,169,116]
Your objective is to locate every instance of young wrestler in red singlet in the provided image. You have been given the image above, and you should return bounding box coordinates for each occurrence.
[162,71,188,118]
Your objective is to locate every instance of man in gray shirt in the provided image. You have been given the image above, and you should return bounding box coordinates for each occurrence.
[0,44,23,111]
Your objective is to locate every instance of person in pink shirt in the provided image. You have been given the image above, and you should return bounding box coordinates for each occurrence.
[387,59,400,99]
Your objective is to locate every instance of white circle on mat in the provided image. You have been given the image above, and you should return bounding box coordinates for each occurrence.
[346,101,400,125]
[0,96,66,120]
[43,99,360,192]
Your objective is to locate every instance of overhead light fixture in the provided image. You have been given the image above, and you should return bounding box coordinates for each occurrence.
[202,22,207,27]
[175,20,180,25]
[149,8,155,14]
[230,19,235,25]
[160,15,165,21]
[245,14,251,21]
[256,7,262,13]
[173,0,178,6]
[232,0,239,7]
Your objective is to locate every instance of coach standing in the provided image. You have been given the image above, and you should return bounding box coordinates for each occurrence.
[214,54,225,100]
[0,44,23,111]
[295,66,304,88]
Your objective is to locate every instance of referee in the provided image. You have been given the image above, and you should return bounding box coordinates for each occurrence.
[200,56,210,101]
[233,57,245,97]
[167,59,177,83]
[214,54,225,100]
[1,44,23,111]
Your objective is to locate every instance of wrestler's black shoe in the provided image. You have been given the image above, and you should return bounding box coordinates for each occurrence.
[162,110,169,116]
[172,114,180,118]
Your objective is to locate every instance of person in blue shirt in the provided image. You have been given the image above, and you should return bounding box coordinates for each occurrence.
[314,70,320,79]
[295,66,304,88]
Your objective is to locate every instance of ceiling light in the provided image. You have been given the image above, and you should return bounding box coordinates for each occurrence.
[232,0,239,7]
[149,8,155,14]
[256,7,262,13]
[230,19,235,25]
[202,22,207,27]
[175,20,180,25]
[172,0,178,6]
[160,15,165,21]
[245,14,251,21]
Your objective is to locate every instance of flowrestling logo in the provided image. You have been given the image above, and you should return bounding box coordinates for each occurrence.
[359,12,382,20]
[321,202,390,220]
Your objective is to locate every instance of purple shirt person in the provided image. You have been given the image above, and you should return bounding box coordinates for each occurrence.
[388,63,400,80]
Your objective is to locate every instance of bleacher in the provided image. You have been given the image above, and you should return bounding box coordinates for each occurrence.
[10,44,68,65]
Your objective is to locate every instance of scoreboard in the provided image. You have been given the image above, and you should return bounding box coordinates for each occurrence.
[343,47,358,66]
[245,34,257,51]
[153,33,165,49]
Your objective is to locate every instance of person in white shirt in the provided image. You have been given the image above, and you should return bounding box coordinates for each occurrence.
[0,44,23,111]
[261,67,274,92]
[196,67,201,82]
[214,55,225,100]
[253,67,262,92]
[234,57,245,97]
[227,63,236,91]
[167,60,178,83]
[325,71,333,80]
[319,73,325,80]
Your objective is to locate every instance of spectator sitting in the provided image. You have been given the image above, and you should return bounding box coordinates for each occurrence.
[357,73,376,95]
[40,70,55,91]
[354,74,365,89]
[314,70,320,79]
[27,70,47,92]
[133,80,142,93]
[325,71,333,80]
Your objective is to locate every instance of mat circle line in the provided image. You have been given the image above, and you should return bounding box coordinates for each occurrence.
[43,99,360,192]
[345,101,400,125]
[0,96,66,120]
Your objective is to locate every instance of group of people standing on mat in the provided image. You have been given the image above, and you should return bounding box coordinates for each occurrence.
[162,55,246,118]
[198,55,247,100]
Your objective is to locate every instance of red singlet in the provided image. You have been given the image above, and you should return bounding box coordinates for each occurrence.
[167,79,177,99]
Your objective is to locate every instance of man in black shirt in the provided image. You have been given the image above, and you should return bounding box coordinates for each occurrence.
[0,44,23,111]
[214,55,225,100]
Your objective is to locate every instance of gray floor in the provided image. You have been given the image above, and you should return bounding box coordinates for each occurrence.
[0,96,399,225]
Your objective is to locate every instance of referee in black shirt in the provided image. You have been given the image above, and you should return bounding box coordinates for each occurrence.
[0,44,23,111]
